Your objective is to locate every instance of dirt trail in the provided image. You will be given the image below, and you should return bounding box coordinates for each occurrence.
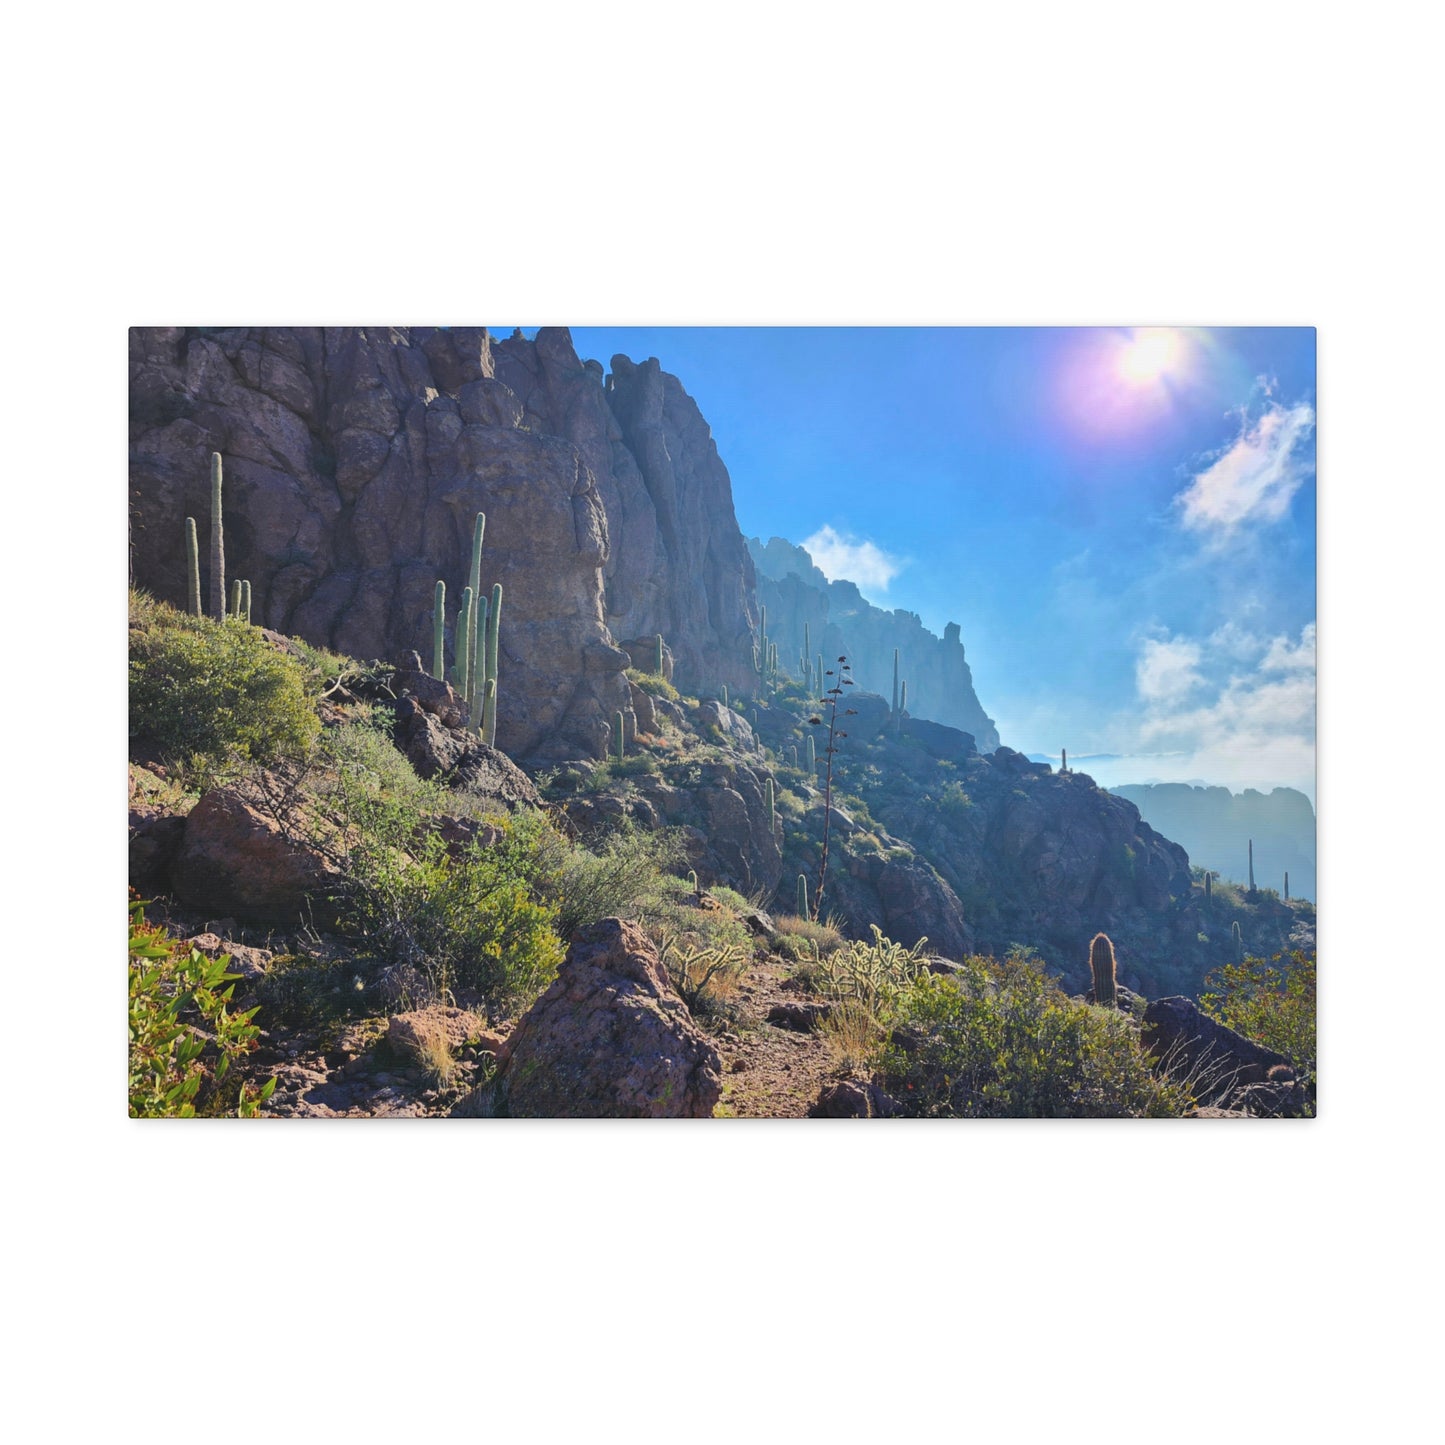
[712,951,836,1118]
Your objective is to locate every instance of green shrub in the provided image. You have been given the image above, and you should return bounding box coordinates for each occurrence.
[129,591,319,773]
[880,958,1190,1118]
[625,667,680,703]
[545,820,686,939]
[264,721,564,1019]
[609,752,658,778]
[1200,949,1316,1091]
[938,781,974,823]
[128,898,275,1117]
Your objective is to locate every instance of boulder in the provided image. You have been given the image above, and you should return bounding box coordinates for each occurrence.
[392,696,541,810]
[171,780,342,927]
[456,918,722,1118]
[767,1000,833,1031]
[129,805,186,892]
[807,1079,903,1119]
[1142,996,1294,1099]
[186,931,273,985]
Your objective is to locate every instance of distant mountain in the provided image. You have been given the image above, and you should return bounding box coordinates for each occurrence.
[747,536,1000,750]
[1107,782,1316,902]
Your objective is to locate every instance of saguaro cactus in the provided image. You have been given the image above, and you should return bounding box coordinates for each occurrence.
[654,633,665,676]
[184,517,201,616]
[432,580,446,679]
[688,870,699,895]
[208,452,226,622]
[767,777,777,834]
[1284,871,1290,902]
[240,579,251,625]
[721,683,728,708]
[797,873,809,920]
[1231,921,1244,961]
[898,680,907,734]
[482,677,497,747]
[1088,932,1118,1009]
[806,734,816,772]
[455,587,474,700]
[230,579,242,619]
[1204,870,1213,901]
[1248,839,1256,892]
[1061,747,1068,773]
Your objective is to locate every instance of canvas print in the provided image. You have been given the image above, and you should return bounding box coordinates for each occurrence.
[127,326,1316,1119]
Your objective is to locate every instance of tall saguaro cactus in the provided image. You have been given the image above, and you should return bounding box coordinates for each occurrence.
[654,633,665,676]
[482,678,498,747]
[1284,871,1290,902]
[1232,921,1244,961]
[208,452,226,622]
[1088,932,1118,1009]
[797,873,810,920]
[1248,838,1255,891]
[767,777,777,835]
[240,579,252,624]
[184,518,201,616]
[230,579,242,619]
[455,588,474,700]
[432,581,446,679]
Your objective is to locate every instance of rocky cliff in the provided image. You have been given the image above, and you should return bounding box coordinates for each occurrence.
[1108,783,1317,902]
[128,327,759,760]
[747,536,1000,751]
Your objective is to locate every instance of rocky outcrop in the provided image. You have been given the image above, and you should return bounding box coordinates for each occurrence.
[461,918,723,1118]
[392,695,542,810]
[748,536,1000,750]
[130,327,761,760]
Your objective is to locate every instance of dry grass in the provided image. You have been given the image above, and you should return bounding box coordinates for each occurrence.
[774,915,846,955]
[819,999,884,1078]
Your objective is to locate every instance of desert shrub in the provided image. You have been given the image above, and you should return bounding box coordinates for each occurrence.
[128,898,275,1117]
[545,820,686,940]
[129,591,320,775]
[609,752,658,778]
[255,951,382,1028]
[625,667,680,702]
[260,722,565,1017]
[1200,949,1317,1089]
[938,781,974,824]
[880,957,1190,1118]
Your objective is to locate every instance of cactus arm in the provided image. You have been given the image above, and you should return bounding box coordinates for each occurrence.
[208,452,226,621]
[184,517,201,616]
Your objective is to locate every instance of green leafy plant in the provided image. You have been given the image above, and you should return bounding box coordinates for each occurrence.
[880,956,1190,1118]
[626,667,680,702]
[128,591,320,776]
[128,898,276,1118]
[1200,949,1316,1093]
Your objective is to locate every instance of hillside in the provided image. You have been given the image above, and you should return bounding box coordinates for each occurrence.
[1108,783,1316,902]
[127,326,1316,1119]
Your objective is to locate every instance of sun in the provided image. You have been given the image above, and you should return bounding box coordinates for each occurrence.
[1117,328,1182,385]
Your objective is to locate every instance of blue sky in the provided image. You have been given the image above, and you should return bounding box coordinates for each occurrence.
[566,326,1317,799]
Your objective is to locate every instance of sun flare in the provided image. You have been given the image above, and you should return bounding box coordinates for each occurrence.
[1117,328,1182,385]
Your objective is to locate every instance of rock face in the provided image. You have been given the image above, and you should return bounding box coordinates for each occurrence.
[470,918,723,1118]
[130,327,760,758]
[748,536,1000,750]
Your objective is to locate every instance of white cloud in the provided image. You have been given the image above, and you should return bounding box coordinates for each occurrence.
[1135,636,1204,704]
[801,525,904,594]
[1122,622,1317,795]
[1175,399,1315,536]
